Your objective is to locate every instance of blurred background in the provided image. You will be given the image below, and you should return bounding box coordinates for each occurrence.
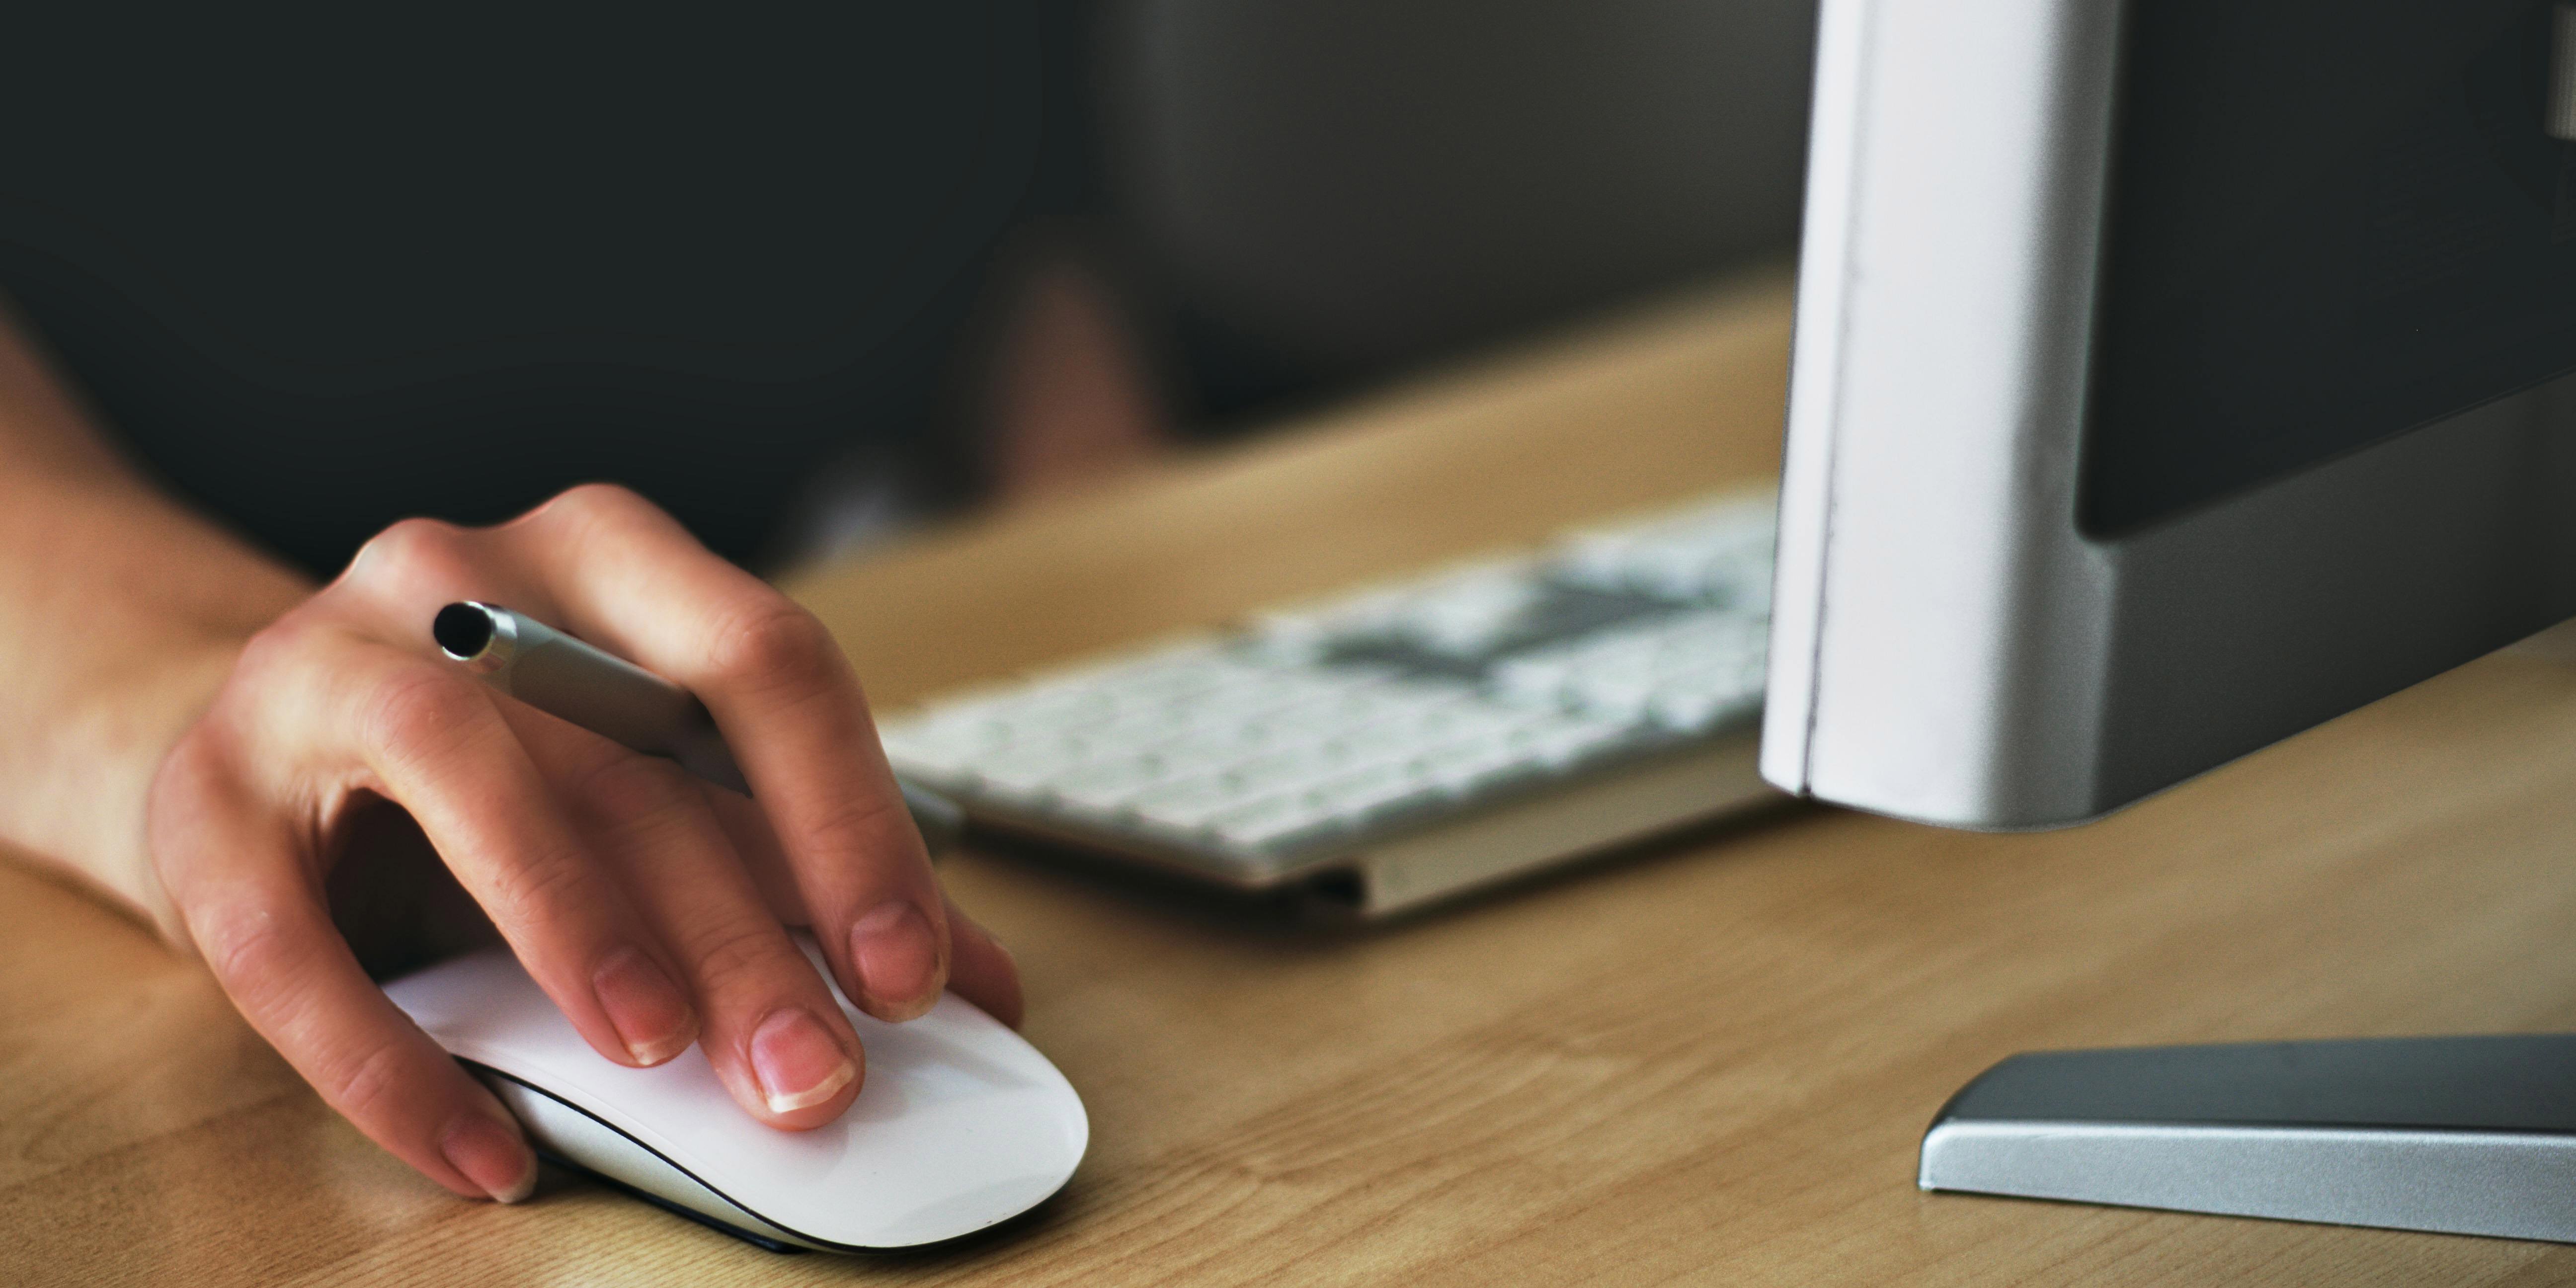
[892,0,1817,550]
[1088,0,1814,421]
[0,0,1819,573]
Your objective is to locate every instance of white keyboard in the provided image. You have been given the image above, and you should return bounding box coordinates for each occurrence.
[878,489,1781,916]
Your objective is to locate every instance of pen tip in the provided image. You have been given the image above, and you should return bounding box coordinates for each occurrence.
[434,602,497,661]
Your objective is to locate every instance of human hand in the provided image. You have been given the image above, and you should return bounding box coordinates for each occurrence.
[146,484,1021,1204]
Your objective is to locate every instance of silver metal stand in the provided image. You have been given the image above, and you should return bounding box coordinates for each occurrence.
[1920,1036,2576,1242]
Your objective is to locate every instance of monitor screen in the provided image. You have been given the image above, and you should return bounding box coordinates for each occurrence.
[2079,0,2576,536]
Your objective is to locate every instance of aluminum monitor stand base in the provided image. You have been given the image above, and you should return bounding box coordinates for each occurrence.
[1920,1036,2576,1242]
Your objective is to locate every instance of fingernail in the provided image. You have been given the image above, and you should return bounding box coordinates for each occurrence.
[593,947,697,1065]
[442,1112,537,1204]
[849,902,942,1018]
[750,1008,858,1115]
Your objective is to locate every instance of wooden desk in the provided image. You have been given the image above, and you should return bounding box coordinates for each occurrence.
[13,270,2576,1285]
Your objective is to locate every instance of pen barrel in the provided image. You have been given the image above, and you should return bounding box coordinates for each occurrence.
[471,610,751,794]
[438,602,961,854]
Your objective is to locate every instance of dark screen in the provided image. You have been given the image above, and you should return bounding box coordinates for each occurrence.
[2079,0,2576,535]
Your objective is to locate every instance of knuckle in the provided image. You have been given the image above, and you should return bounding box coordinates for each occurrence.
[195,900,308,1011]
[569,750,697,830]
[230,615,325,688]
[799,790,913,866]
[707,600,839,690]
[150,721,229,808]
[530,482,652,534]
[194,901,426,1134]
[483,841,604,929]
[318,1038,412,1127]
[556,481,649,514]
[676,916,796,997]
[360,669,491,775]
[348,517,470,588]
[145,731,234,888]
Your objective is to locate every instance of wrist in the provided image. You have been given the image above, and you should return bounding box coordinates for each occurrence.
[24,631,258,946]
[0,481,310,946]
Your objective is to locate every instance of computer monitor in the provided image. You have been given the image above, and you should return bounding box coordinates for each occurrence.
[1765,0,2576,830]
[1764,0,2576,1243]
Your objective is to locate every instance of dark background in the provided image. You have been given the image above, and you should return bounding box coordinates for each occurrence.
[0,0,1820,573]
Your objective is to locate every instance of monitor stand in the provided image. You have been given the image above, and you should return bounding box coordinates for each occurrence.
[1919,1036,2576,1242]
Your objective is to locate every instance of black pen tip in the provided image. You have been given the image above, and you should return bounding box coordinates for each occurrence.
[433,602,497,661]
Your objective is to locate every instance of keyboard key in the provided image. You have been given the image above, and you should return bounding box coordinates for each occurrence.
[1384,563,1545,655]
[879,729,991,782]
[1514,714,1642,768]
[1219,745,1353,797]
[1566,672,1659,718]
[1298,767,1442,825]
[1129,776,1259,832]
[1207,794,1344,851]
[879,489,1777,883]
[1141,724,1276,766]
[1647,689,1752,735]
[976,735,1109,796]
[1048,755,1179,814]
[1415,737,1543,794]
[1326,714,1439,760]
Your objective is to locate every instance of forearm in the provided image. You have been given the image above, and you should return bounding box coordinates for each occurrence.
[0,307,310,937]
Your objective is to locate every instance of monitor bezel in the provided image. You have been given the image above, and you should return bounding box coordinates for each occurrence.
[1762,0,2576,828]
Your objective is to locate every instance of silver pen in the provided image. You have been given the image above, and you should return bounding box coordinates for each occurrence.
[432,601,963,854]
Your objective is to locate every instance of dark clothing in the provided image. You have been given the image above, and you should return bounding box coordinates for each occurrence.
[0,1,1050,573]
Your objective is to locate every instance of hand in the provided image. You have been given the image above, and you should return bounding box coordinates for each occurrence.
[146,484,1021,1204]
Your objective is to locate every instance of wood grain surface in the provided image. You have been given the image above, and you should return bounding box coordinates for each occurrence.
[11,269,2576,1285]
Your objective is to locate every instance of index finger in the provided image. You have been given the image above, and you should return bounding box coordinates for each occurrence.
[499,485,948,1022]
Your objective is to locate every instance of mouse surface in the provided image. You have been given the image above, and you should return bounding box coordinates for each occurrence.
[383,936,1087,1252]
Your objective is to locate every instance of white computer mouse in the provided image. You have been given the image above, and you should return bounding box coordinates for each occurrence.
[383,935,1087,1252]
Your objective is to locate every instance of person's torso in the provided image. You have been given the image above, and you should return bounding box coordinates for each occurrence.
[0,1,1044,571]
